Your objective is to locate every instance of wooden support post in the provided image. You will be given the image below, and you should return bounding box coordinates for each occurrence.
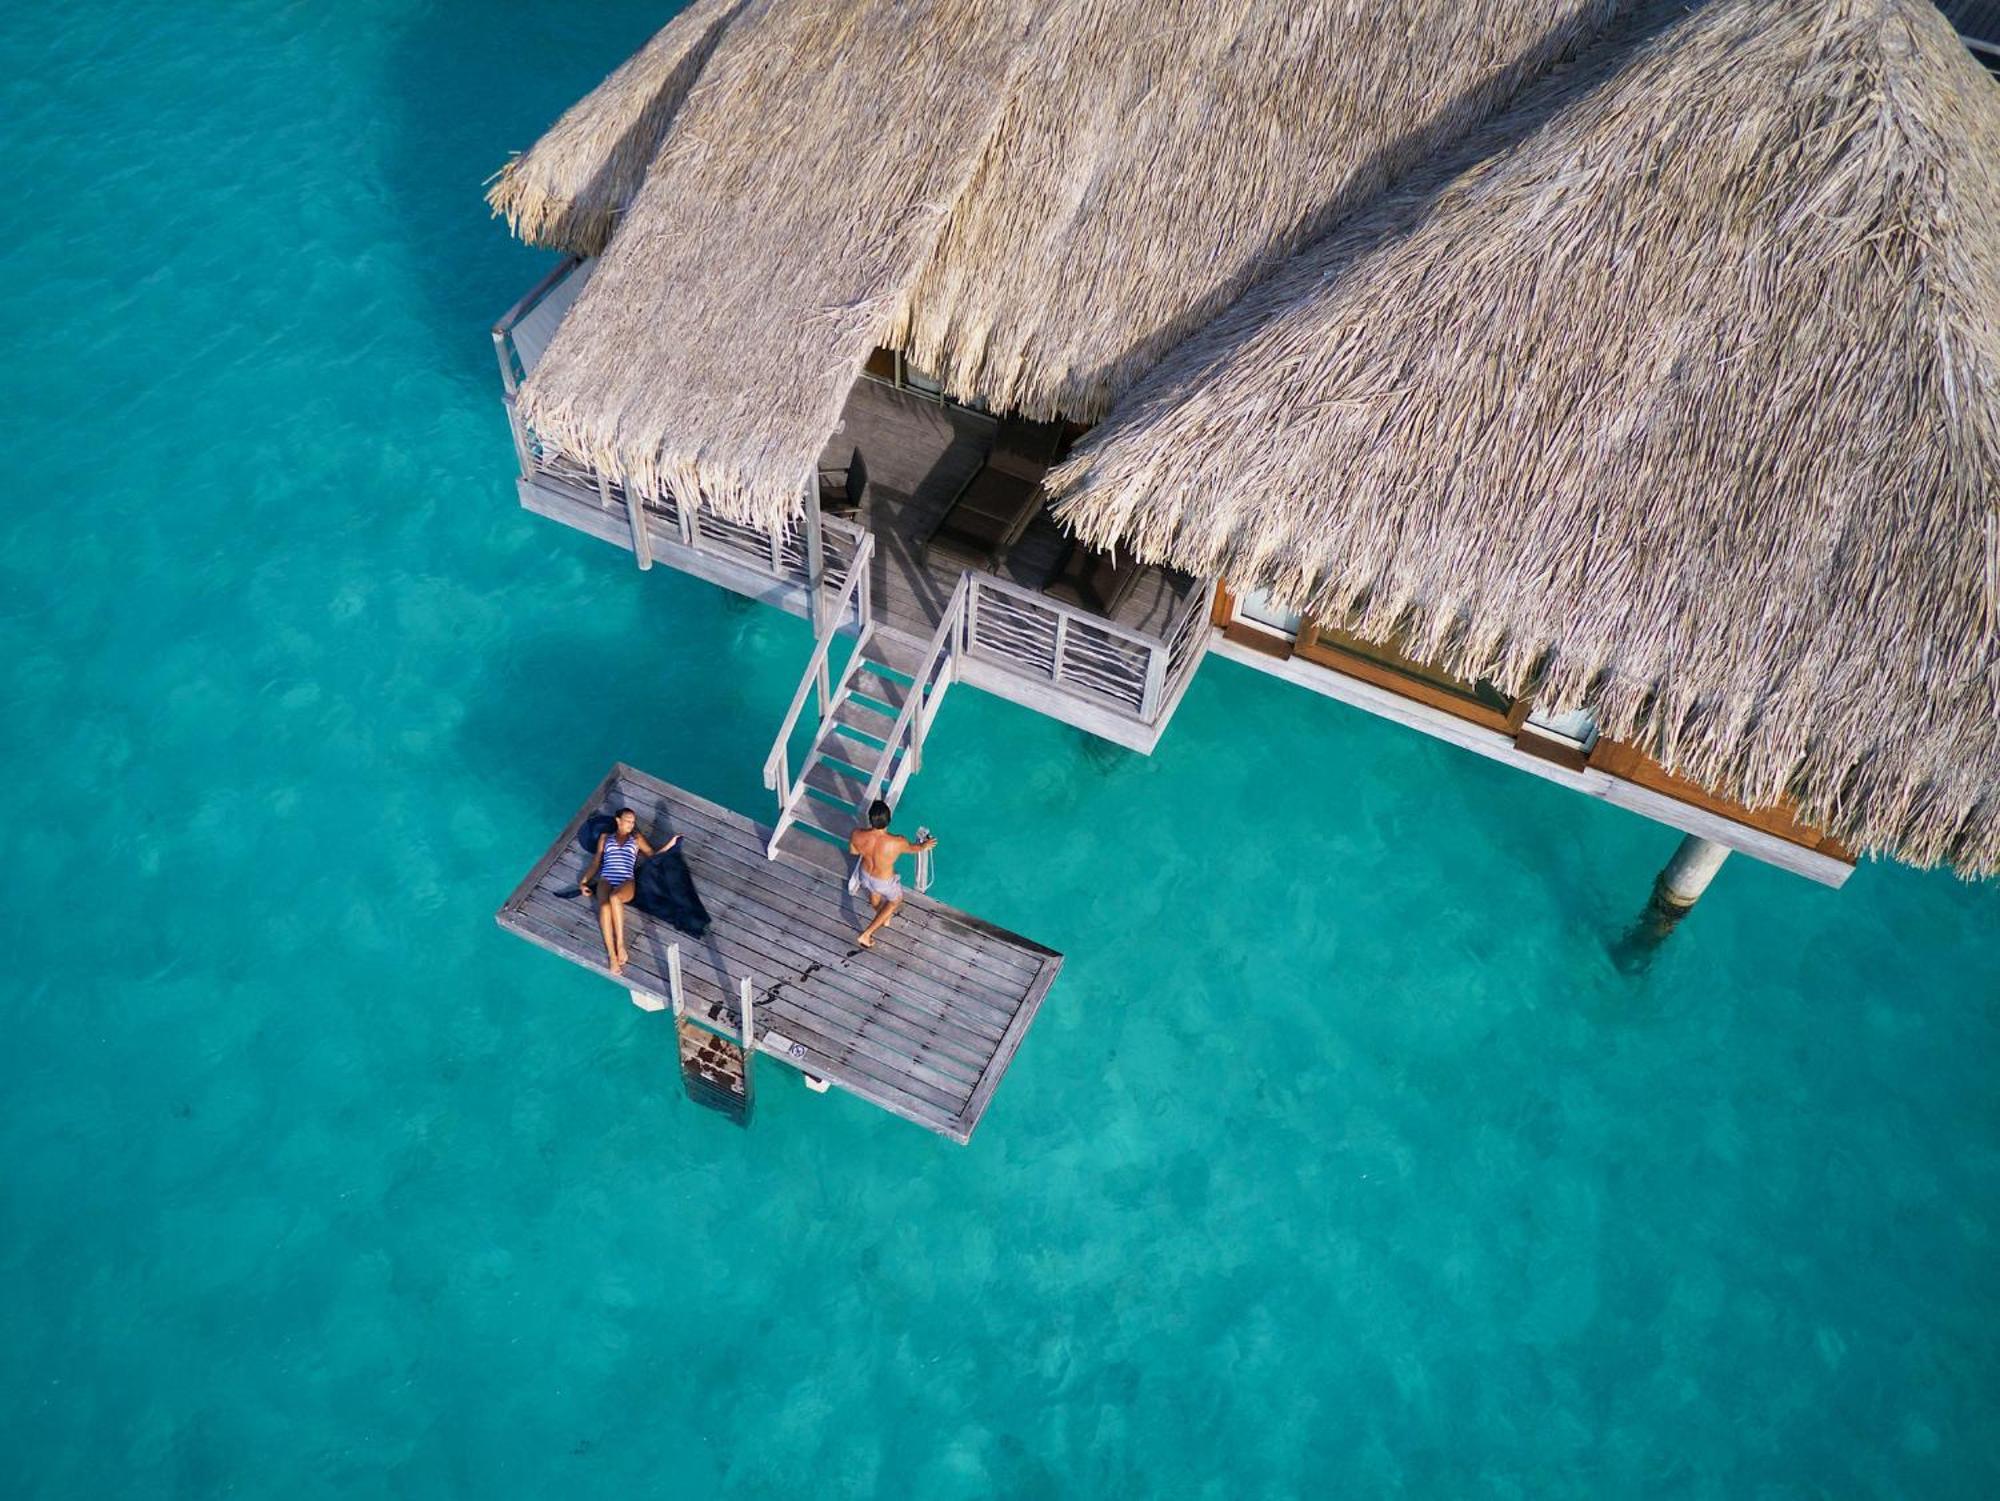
[604,471,651,571]
[739,977,757,1064]
[1052,614,1069,685]
[804,470,826,629]
[915,824,934,895]
[492,326,520,397]
[501,396,535,480]
[1613,834,1731,970]
[1139,638,1168,723]
[804,471,831,715]
[1658,835,1730,908]
[667,944,685,1018]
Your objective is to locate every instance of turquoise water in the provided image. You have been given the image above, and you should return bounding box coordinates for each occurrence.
[3,3,1998,1495]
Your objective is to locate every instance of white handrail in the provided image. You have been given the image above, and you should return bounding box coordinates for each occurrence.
[762,531,876,797]
[862,574,970,809]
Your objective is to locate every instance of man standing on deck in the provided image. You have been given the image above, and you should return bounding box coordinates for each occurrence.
[848,799,937,949]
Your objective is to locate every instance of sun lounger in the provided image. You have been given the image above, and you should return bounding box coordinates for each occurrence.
[1042,539,1142,618]
[922,418,1064,572]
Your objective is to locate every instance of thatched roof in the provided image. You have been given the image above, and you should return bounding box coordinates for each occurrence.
[886,0,1629,422]
[1049,0,2000,874]
[506,0,1034,523]
[494,0,1632,524]
[487,0,748,256]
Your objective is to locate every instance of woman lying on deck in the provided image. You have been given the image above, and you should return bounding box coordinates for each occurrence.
[579,807,679,974]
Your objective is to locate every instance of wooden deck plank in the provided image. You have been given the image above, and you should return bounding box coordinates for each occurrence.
[612,802,1034,1025]
[498,765,1062,1142]
[514,862,1002,1082]
[634,785,1046,993]
[955,950,1064,1137]
[819,382,1201,644]
[505,901,969,1125]
[514,886,991,1092]
[608,828,1032,1064]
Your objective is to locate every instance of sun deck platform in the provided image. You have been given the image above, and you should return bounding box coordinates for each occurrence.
[497,764,1062,1143]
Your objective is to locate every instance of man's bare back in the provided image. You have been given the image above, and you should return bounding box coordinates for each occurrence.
[847,800,937,948]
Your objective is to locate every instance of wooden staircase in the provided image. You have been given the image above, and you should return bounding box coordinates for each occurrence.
[763,534,967,880]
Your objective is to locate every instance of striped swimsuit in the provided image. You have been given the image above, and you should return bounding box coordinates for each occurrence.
[598,832,639,888]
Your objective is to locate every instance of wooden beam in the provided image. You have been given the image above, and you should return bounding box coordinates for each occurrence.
[1211,635,1855,887]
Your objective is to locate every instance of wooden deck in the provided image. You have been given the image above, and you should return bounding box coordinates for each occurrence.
[497,764,1063,1143]
[820,380,1201,644]
[499,260,1215,753]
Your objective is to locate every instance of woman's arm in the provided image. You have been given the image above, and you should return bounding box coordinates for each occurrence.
[579,834,605,891]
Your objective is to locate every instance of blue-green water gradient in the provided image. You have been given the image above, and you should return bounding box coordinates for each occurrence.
[3,3,1998,1495]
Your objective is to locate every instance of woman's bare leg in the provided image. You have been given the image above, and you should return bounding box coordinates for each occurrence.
[609,883,636,964]
[597,895,622,973]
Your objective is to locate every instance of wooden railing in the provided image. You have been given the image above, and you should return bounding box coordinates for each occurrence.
[762,531,876,828]
[497,267,1214,736]
[855,575,968,895]
[1160,577,1219,711]
[864,575,968,811]
[961,572,1213,725]
[497,260,857,592]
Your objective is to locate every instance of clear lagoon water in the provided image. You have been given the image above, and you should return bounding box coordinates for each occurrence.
[3,3,1998,1496]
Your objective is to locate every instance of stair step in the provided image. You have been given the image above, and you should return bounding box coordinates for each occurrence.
[774,820,854,875]
[802,756,872,808]
[831,693,898,742]
[861,632,928,679]
[846,664,911,716]
[786,792,861,843]
[816,726,901,775]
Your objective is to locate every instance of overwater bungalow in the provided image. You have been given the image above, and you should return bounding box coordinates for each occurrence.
[486,0,1999,1136]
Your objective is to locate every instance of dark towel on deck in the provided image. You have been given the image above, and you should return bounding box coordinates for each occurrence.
[577,812,618,855]
[632,843,711,938]
[574,808,710,938]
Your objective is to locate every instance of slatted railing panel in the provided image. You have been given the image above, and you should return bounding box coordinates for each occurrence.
[969,586,1059,674]
[530,442,604,497]
[965,578,1155,716]
[1058,618,1149,712]
[1160,578,1216,703]
[696,510,778,568]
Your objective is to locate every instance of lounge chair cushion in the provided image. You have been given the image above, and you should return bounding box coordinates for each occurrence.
[1043,541,1141,617]
[986,419,1064,482]
[926,468,1040,571]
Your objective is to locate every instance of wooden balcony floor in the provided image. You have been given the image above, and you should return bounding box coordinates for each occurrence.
[497,764,1063,1143]
[820,380,1200,645]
